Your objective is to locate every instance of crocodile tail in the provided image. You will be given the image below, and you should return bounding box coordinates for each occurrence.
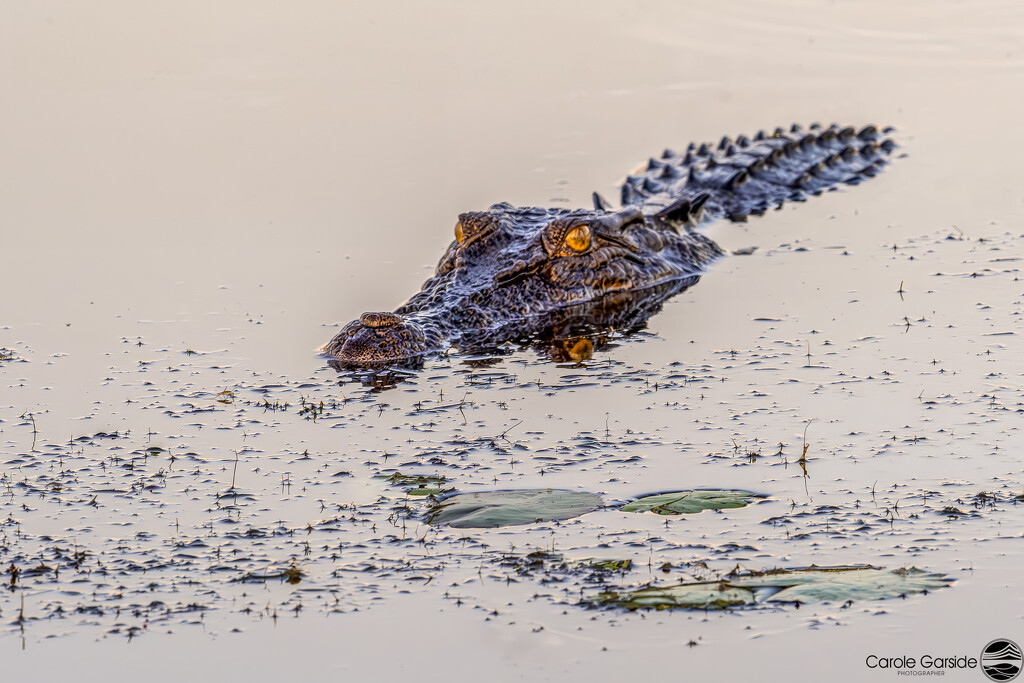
[617,123,897,222]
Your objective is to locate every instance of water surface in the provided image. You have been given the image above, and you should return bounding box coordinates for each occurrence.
[2,1,1023,680]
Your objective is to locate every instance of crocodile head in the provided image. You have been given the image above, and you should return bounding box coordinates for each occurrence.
[323,197,723,365]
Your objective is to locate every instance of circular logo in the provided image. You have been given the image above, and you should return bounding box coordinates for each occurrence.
[982,639,1023,682]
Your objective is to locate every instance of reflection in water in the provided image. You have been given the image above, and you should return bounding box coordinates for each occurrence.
[328,276,702,388]
[328,358,423,391]
[462,276,704,356]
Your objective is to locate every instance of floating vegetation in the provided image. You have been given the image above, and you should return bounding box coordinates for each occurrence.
[620,490,763,515]
[375,471,451,496]
[407,487,446,497]
[234,561,304,585]
[7,226,1022,639]
[497,550,632,582]
[580,558,633,572]
[587,565,952,610]
[427,489,603,528]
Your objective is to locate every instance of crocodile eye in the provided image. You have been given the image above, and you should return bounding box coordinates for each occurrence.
[564,225,591,252]
[454,222,465,244]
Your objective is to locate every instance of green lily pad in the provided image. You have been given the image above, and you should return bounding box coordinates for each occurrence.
[730,565,952,603]
[407,487,445,497]
[621,489,761,515]
[588,565,951,610]
[580,559,633,572]
[427,489,603,528]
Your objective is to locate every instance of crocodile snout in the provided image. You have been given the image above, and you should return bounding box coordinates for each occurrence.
[322,312,443,363]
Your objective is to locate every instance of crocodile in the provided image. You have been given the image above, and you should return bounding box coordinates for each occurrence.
[325,123,896,365]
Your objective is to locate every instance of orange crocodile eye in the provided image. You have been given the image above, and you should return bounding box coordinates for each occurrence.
[564,224,591,252]
[454,223,464,244]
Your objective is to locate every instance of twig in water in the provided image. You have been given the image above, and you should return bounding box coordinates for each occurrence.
[19,413,37,452]
[498,419,524,442]
[229,450,240,491]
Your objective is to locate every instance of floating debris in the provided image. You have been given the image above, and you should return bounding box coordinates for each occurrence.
[376,472,451,496]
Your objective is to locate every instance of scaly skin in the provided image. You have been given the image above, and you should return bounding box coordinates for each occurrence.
[324,123,895,365]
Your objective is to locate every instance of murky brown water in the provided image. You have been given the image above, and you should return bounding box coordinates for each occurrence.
[2,1,1023,680]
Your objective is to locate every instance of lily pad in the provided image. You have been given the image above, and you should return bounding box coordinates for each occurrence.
[427,489,603,528]
[593,581,755,610]
[407,487,445,497]
[730,565,952,603]
[621,489,761,515]
[588,565,951,610]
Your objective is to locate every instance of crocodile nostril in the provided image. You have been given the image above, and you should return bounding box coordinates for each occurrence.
[359,312,405,328]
